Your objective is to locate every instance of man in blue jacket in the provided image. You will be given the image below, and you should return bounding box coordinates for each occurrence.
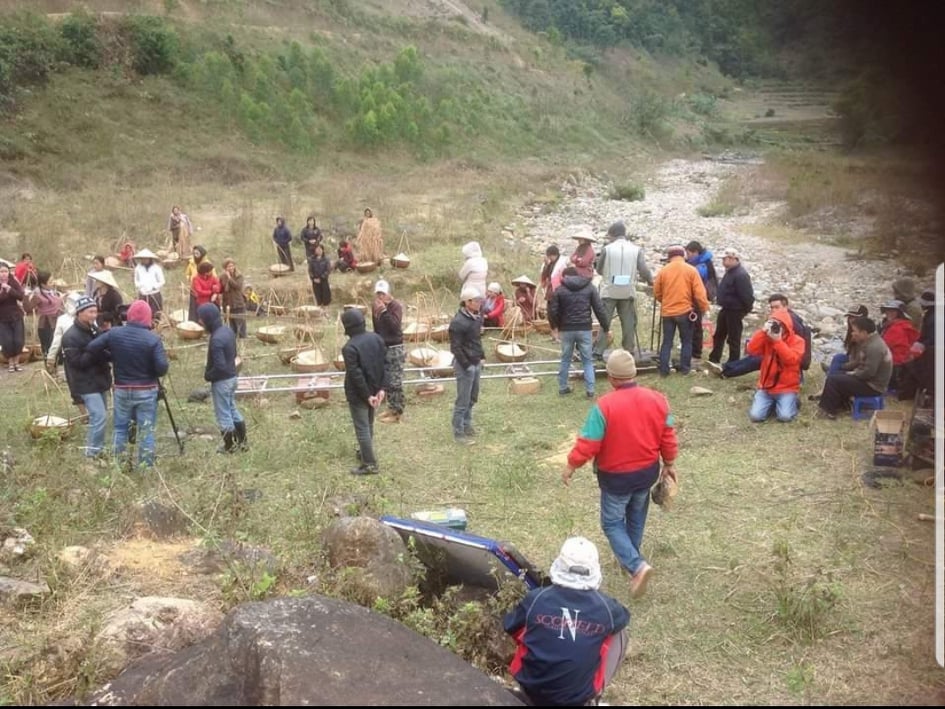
[86,299,168,469]
[504,537,630,707]
[198,303,246,453]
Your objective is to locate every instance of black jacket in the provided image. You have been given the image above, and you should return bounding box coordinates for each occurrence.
[198,303,238,382]
[548,274,610,332]
[308,255,332,281]
[95,287,123,326]
[62,321,112,396]
[300,226,323,259]
[341,309,388,404]
[715,263,754,313]
[449,306,484,370]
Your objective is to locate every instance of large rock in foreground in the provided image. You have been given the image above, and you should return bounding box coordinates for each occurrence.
[86,595,521,706]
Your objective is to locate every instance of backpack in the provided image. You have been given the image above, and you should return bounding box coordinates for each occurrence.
[704,258,719,303]
[790,310,812,371]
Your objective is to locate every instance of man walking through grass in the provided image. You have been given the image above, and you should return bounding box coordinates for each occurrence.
[449,286,485,445]
[562,349,678,598]
[341,308,388,475]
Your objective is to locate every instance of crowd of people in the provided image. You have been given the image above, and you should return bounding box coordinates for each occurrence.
[2,204,939,706]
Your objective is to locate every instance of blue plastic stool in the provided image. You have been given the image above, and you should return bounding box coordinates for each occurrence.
[852,395,884,420]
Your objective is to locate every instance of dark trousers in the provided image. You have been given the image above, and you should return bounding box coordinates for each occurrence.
[659,314,693,375]
[348,400,377,466]
[276,243,294,271]
[722,355,762,379]
[228,309,246,338]
[311,279,331,306]
[819,373,880,415]
[709,309,745,364]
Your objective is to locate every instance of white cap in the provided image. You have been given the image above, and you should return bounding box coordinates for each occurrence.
[487,282,502,294]
[460,285,482,301]
[374,279,390,295]
[549,536,602,590]
[722,247,740,259]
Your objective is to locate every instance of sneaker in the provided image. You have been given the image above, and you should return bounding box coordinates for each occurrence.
[559,387,573,396]
[454,435,476,446]
[464,427,478,437]
[586,391,595,399]
[629,562,653,598]
[705,360,724,378]
[350,464,379,476]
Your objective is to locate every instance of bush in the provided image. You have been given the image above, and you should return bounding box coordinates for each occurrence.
[0,13,62,108]
[609,183,645,202]
[59,11,102,69]
[125,15,179,76]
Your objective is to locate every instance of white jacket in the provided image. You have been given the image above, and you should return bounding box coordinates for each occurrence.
[458,241,488,298]
[134,263,166,296]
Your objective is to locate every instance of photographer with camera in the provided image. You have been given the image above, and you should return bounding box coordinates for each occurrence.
[745,308,805,423]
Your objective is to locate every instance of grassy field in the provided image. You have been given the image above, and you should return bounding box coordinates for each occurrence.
[0,1,941,705]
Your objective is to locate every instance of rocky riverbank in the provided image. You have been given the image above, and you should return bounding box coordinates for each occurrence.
[511,156,932,363]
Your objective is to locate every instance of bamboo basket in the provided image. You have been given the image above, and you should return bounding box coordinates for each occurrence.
[291,348,330,373]
[256,325,287,344]
[278,346,305,365]
[269,263,292,277]
[268,304,287,316]
[176,321,205,340]
[29,415,74,440]
[293,305,323,319]
[510,377,541,395]
[408,346,439,368]
[531,319,552,335]
[495,341,528,363]
[355,261,378,274]
[429,323,450,342]
[403,321,430,343]
[390,253,410,269]
[333,354,346,371]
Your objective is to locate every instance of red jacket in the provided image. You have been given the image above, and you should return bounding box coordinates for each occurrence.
[568,383,678,474]
[192,273,221,307]
[746,309,804,394]
[484,293,506,326]
[881,317,919,365]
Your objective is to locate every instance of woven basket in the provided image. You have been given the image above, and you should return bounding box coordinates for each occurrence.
[333,354,346,371]
[176,321,205,340]
[531,319,552,335]
[29,415,74,440]
[256,325,287,344]
[403,321,430,343]
[269,263,292,277]
[167,309,189,326]
[390,253,410,269]
[510,377,541,395]
[291,348,330,373]
[495,341,527,363]
[293,305,323,319]
[355,261,378,274]
[429,323,450,342]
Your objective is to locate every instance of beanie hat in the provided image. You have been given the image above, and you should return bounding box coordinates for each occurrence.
[606,349,637,379]
[666,245,686,258]
[127,300,152,326]
[341,308,366,336]
[549,537,602,591]
[75,296,96,314]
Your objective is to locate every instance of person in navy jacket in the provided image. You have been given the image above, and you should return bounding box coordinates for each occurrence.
[504,537,630,707]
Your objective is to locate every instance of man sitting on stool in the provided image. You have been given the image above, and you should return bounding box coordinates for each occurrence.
[815,316,892,420]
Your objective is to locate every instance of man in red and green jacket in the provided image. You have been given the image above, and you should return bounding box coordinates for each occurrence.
[563,349,678,599]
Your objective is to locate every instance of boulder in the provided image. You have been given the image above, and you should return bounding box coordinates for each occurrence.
[0,576,49,600]
[1,527,34,563]
[132,501,190,540]
[322,517,415,602]
[85,596,522,706]
[96,596,223,673]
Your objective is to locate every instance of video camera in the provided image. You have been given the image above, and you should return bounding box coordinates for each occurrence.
[763,319,782,335]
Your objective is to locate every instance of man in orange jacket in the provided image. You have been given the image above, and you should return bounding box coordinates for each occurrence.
[653,245,709,376]
[746,308,805,422]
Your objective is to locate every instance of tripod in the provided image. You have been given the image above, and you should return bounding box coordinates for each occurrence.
[158,382,185,454]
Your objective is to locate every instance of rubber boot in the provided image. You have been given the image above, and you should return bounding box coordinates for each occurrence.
[234,420,248,451]
[217,430,235,454]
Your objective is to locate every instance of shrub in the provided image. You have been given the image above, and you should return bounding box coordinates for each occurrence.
[59,11,102,69]
[609,183,645,202]
[125,15,179,76]
[0,13,62,108]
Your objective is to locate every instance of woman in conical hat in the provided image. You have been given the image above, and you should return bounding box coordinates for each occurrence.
[511,274,537,324]
[90,269,124,328]
[132,248,165,320]
[569,224,598,279]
